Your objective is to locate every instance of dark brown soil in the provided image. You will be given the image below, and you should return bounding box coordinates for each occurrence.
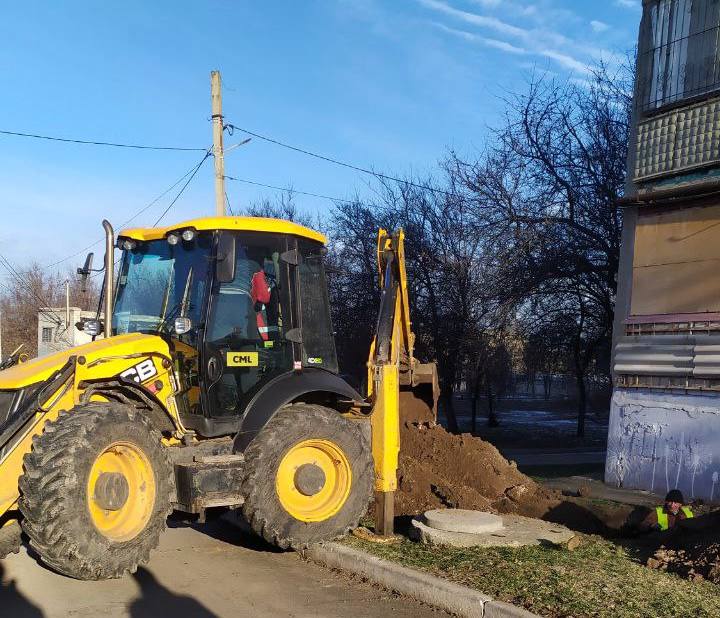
[394,421,636,536]
[396,421,555,517]
[394,414,720,584]
[642,512,720,582]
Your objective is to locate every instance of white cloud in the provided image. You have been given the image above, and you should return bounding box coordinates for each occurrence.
[540,49,590,73]
[419,0,595,74]
[433,22,527,54]
[590,20,609,33]
[469,0,502,7]
[484,37,527,54]
[614,0,640,9]
[418,0,528,38]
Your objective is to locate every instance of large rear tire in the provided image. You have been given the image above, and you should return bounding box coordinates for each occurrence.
[19,402,173,580]
[241,403,372,549]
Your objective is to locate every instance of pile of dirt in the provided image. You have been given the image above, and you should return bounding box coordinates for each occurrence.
[644,513,720,582]
[396,421,558,519]
[648,544,720,582]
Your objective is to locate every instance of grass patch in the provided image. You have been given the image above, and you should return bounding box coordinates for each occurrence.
[343,534,720,617]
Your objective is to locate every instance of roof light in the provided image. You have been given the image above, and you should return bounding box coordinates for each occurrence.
[121,239,137,251]
[167,233,180,246]
[181,228,196,242]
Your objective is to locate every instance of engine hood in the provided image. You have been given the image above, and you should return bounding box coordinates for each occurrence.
[0,333,170,389]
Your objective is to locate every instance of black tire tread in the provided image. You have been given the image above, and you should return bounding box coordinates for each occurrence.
[18,402,174,580]
[241,403,373,550]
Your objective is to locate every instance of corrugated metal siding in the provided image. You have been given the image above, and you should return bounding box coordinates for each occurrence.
[614,333,720,378]
[614,335,694,375]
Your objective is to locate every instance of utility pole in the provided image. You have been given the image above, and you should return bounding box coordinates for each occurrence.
[65,280,70,329]
[211,70,226,217]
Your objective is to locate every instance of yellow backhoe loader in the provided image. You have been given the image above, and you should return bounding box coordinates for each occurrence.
[0,216,436,578]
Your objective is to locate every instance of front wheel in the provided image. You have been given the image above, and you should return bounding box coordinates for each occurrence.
[19,403,174,579]
[240,404,373,549]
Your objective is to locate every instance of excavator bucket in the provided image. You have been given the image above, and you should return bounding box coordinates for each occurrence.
[399,360,438,425]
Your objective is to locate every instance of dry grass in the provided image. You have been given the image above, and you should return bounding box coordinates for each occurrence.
[343,533,720,617]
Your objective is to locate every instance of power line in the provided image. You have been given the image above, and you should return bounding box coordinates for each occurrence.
[224,175,356,204]
[224,191,234,216]
[153,151,212,225]
[43,149,212,271]
[224,123,455,198]
[0,129,206,152]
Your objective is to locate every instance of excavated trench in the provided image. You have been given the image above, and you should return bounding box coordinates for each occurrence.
[393,411,720,583]
[395,420,638,533]
[393,391,636,537]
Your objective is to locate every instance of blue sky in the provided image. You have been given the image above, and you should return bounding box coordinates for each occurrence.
[0,0,641,276]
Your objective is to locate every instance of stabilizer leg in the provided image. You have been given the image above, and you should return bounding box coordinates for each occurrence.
[374,490,395,537]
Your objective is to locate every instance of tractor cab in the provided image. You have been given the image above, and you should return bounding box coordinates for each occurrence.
[112,217,339,437]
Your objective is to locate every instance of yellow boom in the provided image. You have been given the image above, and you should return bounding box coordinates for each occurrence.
[367,229,438,536]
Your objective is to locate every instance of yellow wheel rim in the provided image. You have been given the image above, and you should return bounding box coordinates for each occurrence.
[86,442,156,542]
[275,439,352,523]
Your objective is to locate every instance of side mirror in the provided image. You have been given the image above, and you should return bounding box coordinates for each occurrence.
[216,232,236,283]
[77,252,94,292]
[82,319,103,337]
[174,317,193,335]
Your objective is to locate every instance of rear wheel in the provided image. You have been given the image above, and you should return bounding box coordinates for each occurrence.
[241,404,373,549]
[19,403,173,579]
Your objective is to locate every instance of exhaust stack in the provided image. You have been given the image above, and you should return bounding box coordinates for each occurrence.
[102,220,114,339]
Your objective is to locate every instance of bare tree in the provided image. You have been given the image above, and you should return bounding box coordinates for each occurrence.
[451,64,631,436]
[328,175,491,434]
[1,264,99,359]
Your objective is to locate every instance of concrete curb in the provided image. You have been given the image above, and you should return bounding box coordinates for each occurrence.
[305,542,538,618]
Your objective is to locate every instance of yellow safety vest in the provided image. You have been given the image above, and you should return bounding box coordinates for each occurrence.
[656,506,694,531]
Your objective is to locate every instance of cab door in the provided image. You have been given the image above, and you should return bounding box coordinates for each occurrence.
[201,232,296,418]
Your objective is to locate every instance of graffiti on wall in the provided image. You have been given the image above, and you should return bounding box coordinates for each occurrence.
[606,388,720,502]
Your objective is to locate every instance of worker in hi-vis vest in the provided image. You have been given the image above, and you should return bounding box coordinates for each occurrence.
[640,489,694,532]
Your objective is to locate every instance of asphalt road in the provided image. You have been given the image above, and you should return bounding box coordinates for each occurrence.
[0,518,443,618]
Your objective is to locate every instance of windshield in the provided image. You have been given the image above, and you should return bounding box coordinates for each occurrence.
[113,234,212,337]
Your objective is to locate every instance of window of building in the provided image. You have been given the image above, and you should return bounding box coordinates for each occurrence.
[636,0,720,113]
[41,327,53,343]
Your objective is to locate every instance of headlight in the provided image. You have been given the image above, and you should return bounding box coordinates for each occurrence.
[122,239,137,251]
[181,229,196,242]
[167,233,180,246]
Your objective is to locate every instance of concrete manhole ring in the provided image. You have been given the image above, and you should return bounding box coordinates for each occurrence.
[424,509,504,534]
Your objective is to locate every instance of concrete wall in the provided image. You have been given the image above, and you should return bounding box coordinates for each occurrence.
[606,387,720,502]
[37,308,95,358]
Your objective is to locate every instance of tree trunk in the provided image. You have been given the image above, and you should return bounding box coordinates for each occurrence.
[543,374,552,400]
[471,365,482,434]
[441,386,460,433]
[471,393,478,434]
[487,385,499,427]
[575,372,587,438]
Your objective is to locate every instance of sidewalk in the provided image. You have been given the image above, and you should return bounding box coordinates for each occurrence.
[501,447,606,466]
[540,475,661,507]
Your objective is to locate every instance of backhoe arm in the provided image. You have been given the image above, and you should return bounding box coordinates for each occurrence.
[367,229,438,536]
